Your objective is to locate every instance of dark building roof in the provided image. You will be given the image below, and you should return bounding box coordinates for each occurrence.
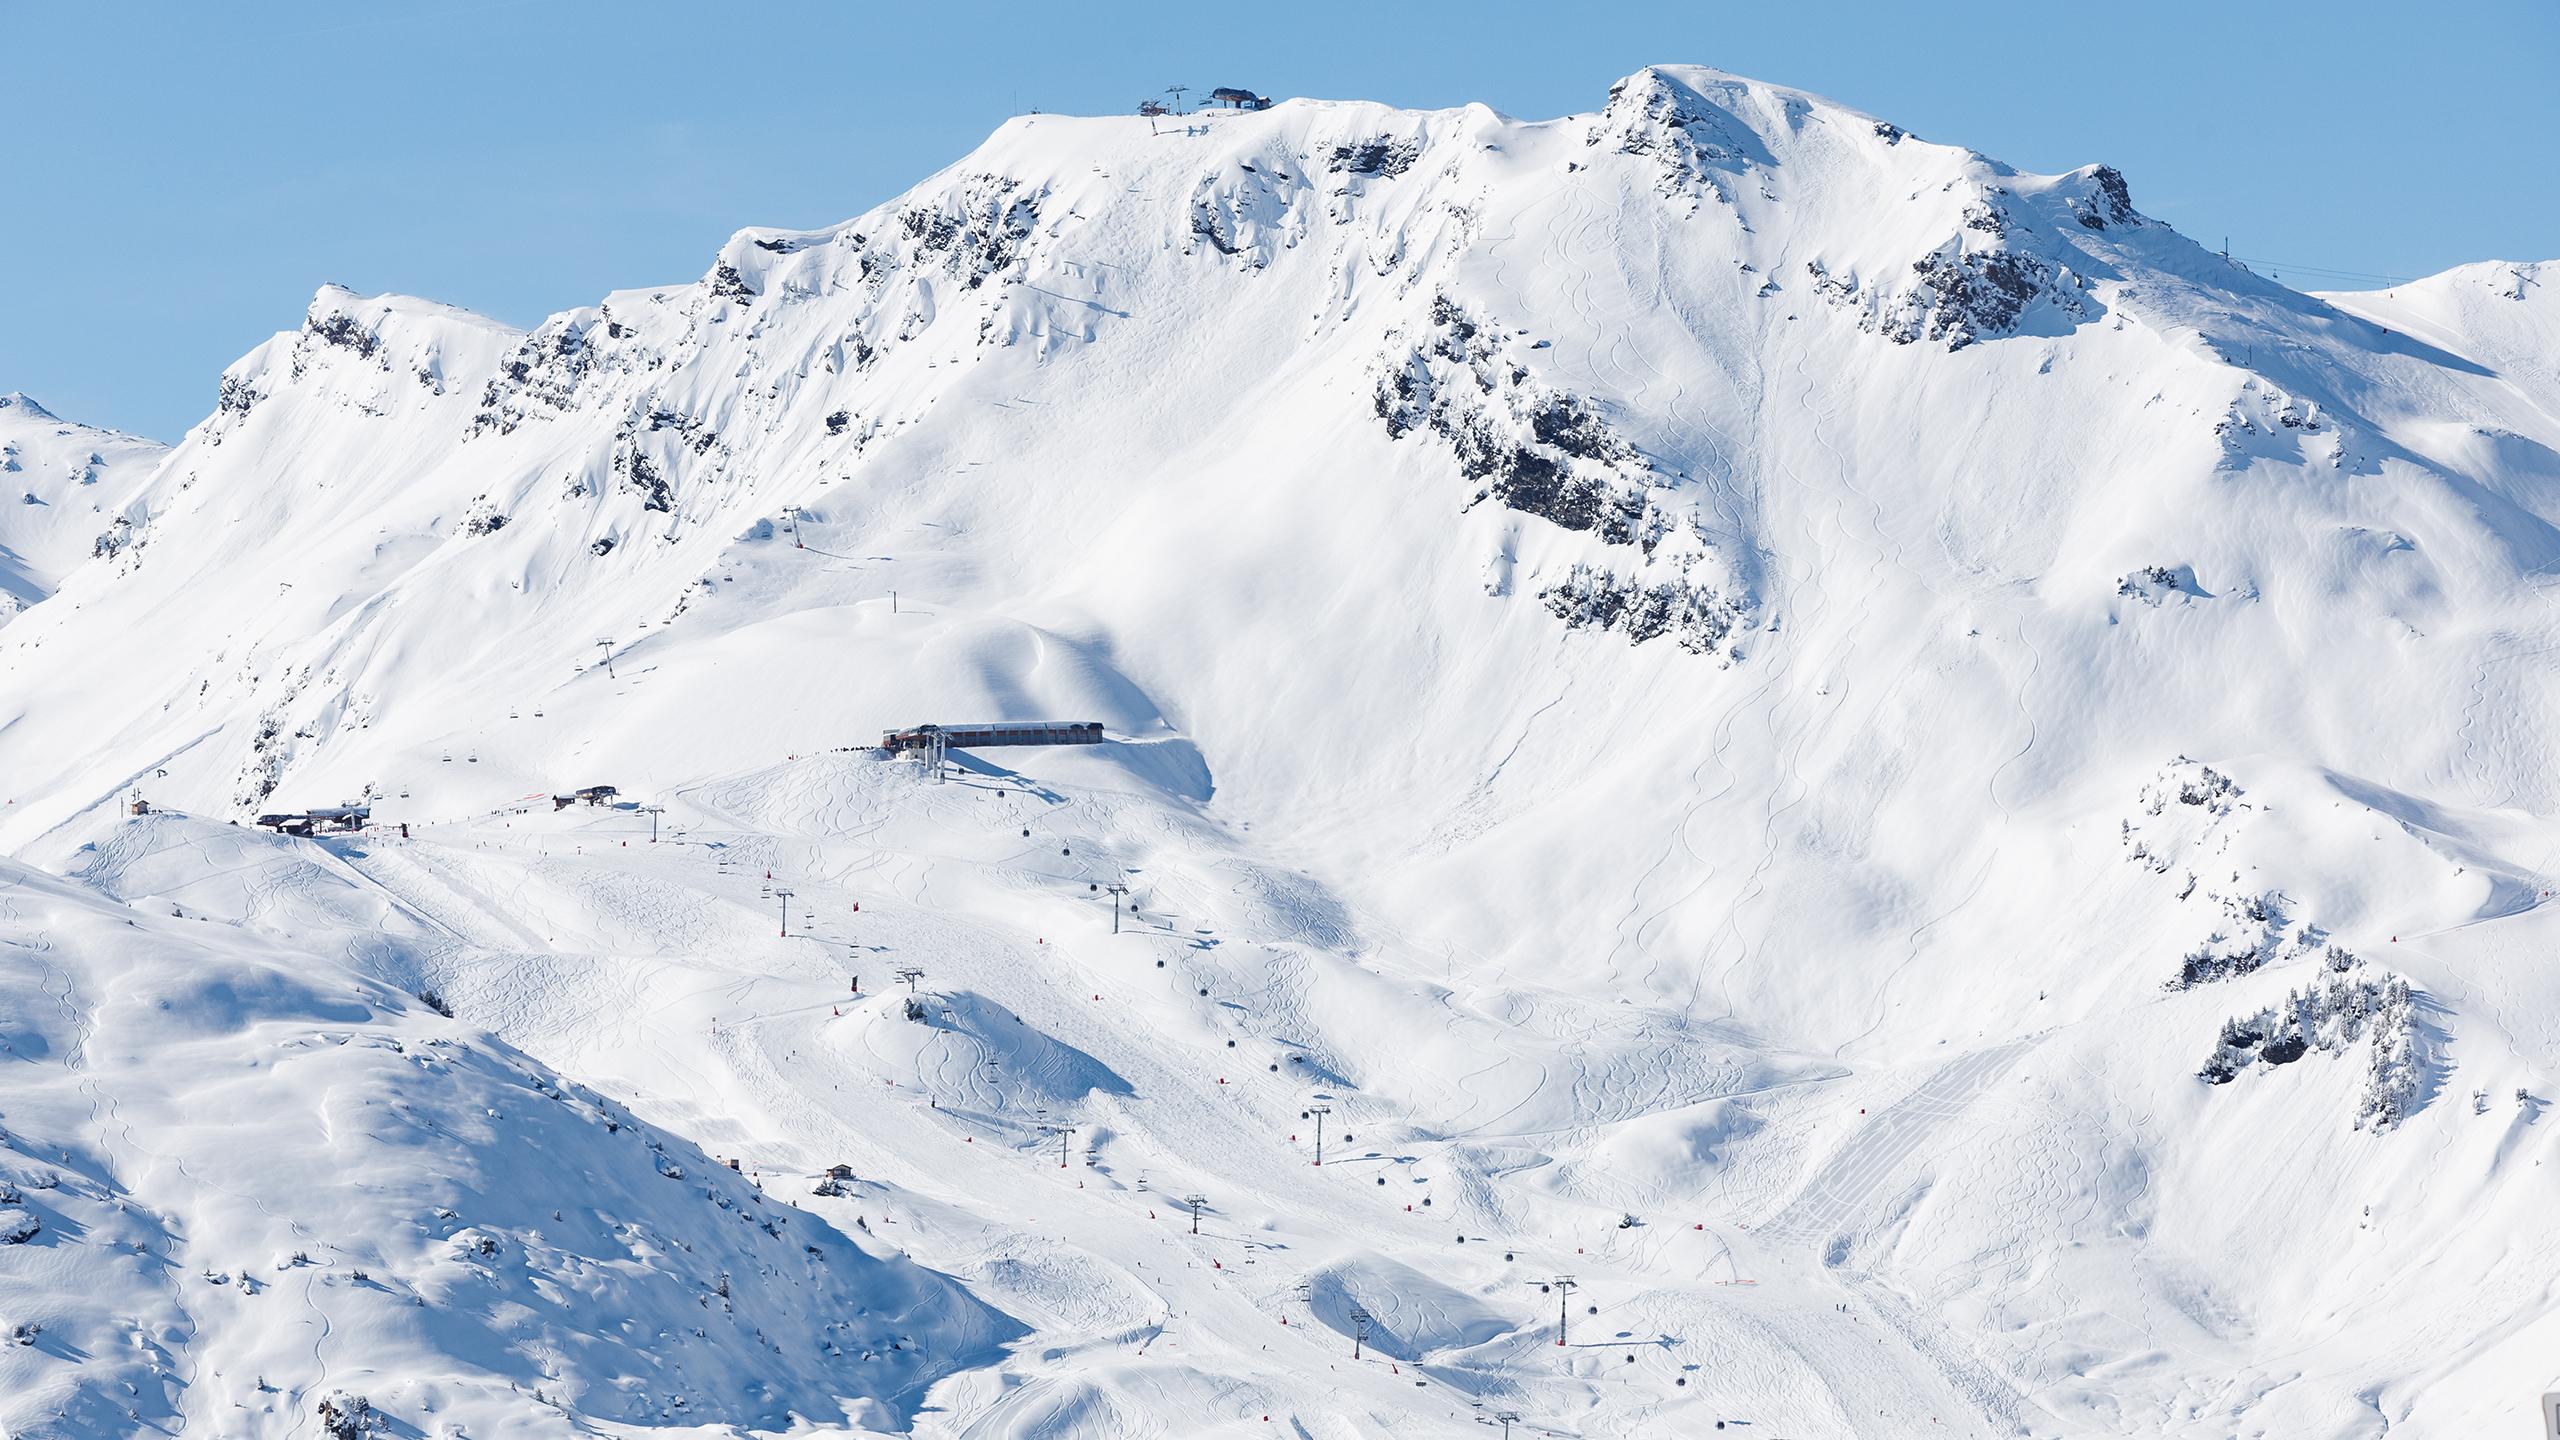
[880,721,1106,753]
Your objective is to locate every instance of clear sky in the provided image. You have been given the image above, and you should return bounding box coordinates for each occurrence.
[6,1,2553,441]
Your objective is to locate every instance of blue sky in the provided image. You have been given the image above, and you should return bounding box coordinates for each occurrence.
[6,1,2553,441]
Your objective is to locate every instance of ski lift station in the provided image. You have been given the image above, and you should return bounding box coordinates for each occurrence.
[1137,85,1272,117]
[254,803,370,836]
[879,721,1105,754]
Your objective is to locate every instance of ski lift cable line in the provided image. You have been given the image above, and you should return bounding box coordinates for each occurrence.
[2225,254,2418,287]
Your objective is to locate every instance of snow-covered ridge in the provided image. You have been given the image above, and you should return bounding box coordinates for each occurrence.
[208,285,524,441]
[0,391,163,624]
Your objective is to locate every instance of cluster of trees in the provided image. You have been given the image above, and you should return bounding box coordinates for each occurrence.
[2199,963,2423,1131]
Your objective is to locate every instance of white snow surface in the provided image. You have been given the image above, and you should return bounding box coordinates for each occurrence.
[0,392,164,626]
[5,65,2560,1437]
[0,839,1012,1436]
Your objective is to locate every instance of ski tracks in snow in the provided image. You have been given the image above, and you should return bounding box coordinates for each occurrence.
[16,910,211,1435]
[1757,1039,2037,1250]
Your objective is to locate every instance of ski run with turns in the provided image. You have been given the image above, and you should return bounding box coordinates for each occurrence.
[3,63,2559,1440]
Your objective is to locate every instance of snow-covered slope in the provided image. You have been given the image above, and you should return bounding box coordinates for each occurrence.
[0,834,1011,1438]
[7,64,2560,1437]
[0,392,163,626]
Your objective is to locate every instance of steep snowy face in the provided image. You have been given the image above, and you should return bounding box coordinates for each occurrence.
[0,392,163,625]
[0,67,2278,840]
[2318,260,2560,507]
[5,63,2560,1440]
[1585,65,2141,348]
[8,61,2546,948]
[0,836,1011,1437]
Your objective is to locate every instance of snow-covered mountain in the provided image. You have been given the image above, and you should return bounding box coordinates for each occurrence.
[0,391,163,627]
[6,65,2560,1437]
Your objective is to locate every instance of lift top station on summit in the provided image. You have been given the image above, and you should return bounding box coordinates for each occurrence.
[254,804,370,836]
